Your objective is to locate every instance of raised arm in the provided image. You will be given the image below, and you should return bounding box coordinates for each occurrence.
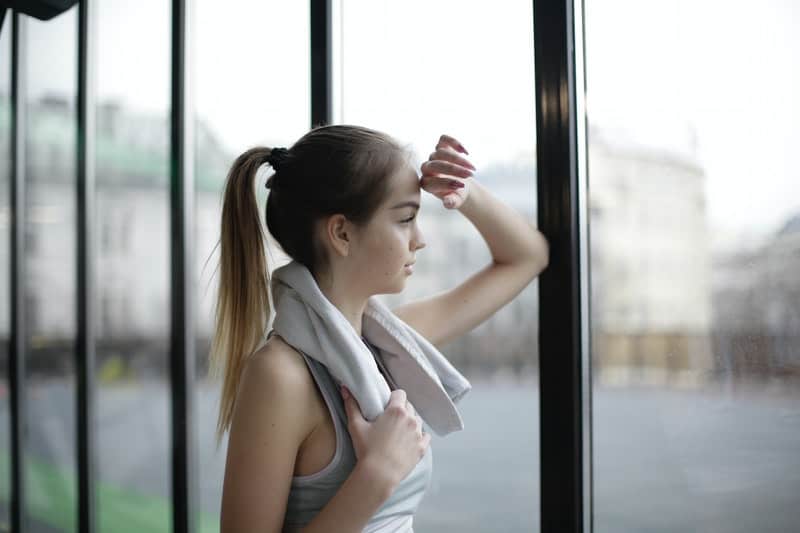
[393,135,549,347]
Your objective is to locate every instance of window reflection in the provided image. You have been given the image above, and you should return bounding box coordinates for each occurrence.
[586,2,800,532]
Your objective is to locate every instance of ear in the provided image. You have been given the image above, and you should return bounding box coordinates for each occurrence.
[325,214,352,258]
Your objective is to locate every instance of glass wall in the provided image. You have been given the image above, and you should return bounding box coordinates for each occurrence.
[0,7,11,528]
[23,7,79,532]
[586,2,800,531]
[14,1,800,531]
[191,1,310,530]
[94,0,171,531]
[337,1,539,531]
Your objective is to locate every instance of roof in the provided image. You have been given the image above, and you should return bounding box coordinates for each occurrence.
[0,94,233,193]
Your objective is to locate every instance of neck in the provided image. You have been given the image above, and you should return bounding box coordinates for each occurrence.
[314,271,369,337]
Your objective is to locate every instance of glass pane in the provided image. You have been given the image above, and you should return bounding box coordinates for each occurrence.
[339,1,539,531]
[24,8,79,532]
[191,1,310,530]
[95,1,171,531]
[586,2,800,532]
[0,7,11,527]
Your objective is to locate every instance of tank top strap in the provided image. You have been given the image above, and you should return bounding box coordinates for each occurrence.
[298,353,349,430]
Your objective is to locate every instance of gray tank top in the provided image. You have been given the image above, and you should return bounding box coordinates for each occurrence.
[271,330,434,532]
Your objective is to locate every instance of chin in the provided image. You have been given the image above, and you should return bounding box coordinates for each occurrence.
[377,278,407,296]
[377,287,405,296]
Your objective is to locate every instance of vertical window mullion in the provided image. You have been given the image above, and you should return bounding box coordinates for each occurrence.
[9,10,27,533]
[170,0,197,532]
[76,1,98,532]
[573,0,593,528]
[310,0,332,126]
[534,0,592,531]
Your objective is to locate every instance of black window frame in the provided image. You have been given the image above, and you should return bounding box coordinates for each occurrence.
[3,1,592,531]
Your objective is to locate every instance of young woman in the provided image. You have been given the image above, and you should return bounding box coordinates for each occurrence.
[212,125,549,532]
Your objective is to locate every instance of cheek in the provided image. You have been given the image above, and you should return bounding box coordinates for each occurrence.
[369,226,404,253]
[371,233,406,277]
[379,245,400,275]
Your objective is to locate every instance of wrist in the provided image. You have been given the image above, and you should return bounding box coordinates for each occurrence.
[457,176,484,213]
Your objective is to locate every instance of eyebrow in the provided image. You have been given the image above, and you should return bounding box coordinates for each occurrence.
[390,201,420,210]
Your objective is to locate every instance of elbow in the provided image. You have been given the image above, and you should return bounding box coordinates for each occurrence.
[540,242,550,272]
[527,232,550,276]
[518,251,548,282]
[532,254,549,278]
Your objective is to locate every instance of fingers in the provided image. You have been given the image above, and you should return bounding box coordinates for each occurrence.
[391,390,421,427]
[340,386,366,428]
[421,431,431,448]
[436,134,469,155]
[409,407,425,437]
[419,174,466,193]
[406,399,418,421]
[442,194,461,209]
[420,159,474,179]
[419,177,465,210]
[426,145,476,171]
[343,387,426,438]
[403,398,426,438]
[421,136,474,191]
[388,388,407,406]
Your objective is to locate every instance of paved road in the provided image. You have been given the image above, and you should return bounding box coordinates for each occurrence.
[1,378,798,532]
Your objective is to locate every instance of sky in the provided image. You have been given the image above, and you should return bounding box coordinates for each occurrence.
[8,0,800,243]
[584,0,800,244]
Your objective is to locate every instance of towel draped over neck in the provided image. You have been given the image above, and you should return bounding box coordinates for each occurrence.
[269,260,471,437]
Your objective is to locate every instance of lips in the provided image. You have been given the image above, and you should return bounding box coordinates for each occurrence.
[404,261,416,267]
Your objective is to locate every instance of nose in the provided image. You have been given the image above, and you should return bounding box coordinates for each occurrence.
[412,225,426,251]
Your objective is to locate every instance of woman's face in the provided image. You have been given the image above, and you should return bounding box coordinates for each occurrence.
[350,164,427,295]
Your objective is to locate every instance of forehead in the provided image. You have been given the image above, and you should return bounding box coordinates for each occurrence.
[386,164,421,203]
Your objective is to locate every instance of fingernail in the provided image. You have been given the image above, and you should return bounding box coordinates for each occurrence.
[341,385,349,398]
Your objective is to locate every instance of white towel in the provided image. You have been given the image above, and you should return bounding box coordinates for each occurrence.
[269,260,471,437]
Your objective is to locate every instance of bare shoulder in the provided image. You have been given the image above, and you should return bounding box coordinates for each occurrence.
[238,334,321,435]
[246,333,310,386]
[220,334,320,531]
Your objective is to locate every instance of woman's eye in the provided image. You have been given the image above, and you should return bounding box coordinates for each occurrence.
[401,215,416,223]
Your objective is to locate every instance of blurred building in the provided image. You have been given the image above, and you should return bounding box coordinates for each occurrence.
[0,94,231,375]
[588,123,715,387]
[14,97,794,385]
[711,213,800,381]
[4,95,543,379]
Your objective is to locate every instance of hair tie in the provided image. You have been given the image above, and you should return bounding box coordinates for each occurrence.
[266,147,289,171]
[265,147,289,190]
